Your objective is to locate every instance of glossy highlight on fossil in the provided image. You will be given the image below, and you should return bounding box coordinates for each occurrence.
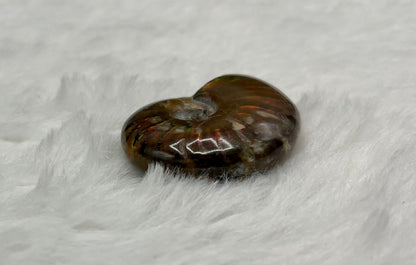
[121,75,300,179]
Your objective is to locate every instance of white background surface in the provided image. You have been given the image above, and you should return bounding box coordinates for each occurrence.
[1,0,415,264]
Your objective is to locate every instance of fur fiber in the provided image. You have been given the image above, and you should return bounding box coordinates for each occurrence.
[1,0,416,264]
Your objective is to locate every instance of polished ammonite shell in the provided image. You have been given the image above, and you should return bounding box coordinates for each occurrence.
[122,75,300,179]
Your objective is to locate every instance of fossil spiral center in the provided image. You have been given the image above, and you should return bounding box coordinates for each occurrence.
[170,98,217,121]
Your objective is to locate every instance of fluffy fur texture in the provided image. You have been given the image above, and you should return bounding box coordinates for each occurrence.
[1,0,415,264]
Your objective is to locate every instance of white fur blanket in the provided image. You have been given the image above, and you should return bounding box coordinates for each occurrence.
[1,1,415,264]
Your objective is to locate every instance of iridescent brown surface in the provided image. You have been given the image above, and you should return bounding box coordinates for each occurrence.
[122,75,300,179]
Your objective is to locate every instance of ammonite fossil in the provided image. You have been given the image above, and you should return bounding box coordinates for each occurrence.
[122,75,300,179]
